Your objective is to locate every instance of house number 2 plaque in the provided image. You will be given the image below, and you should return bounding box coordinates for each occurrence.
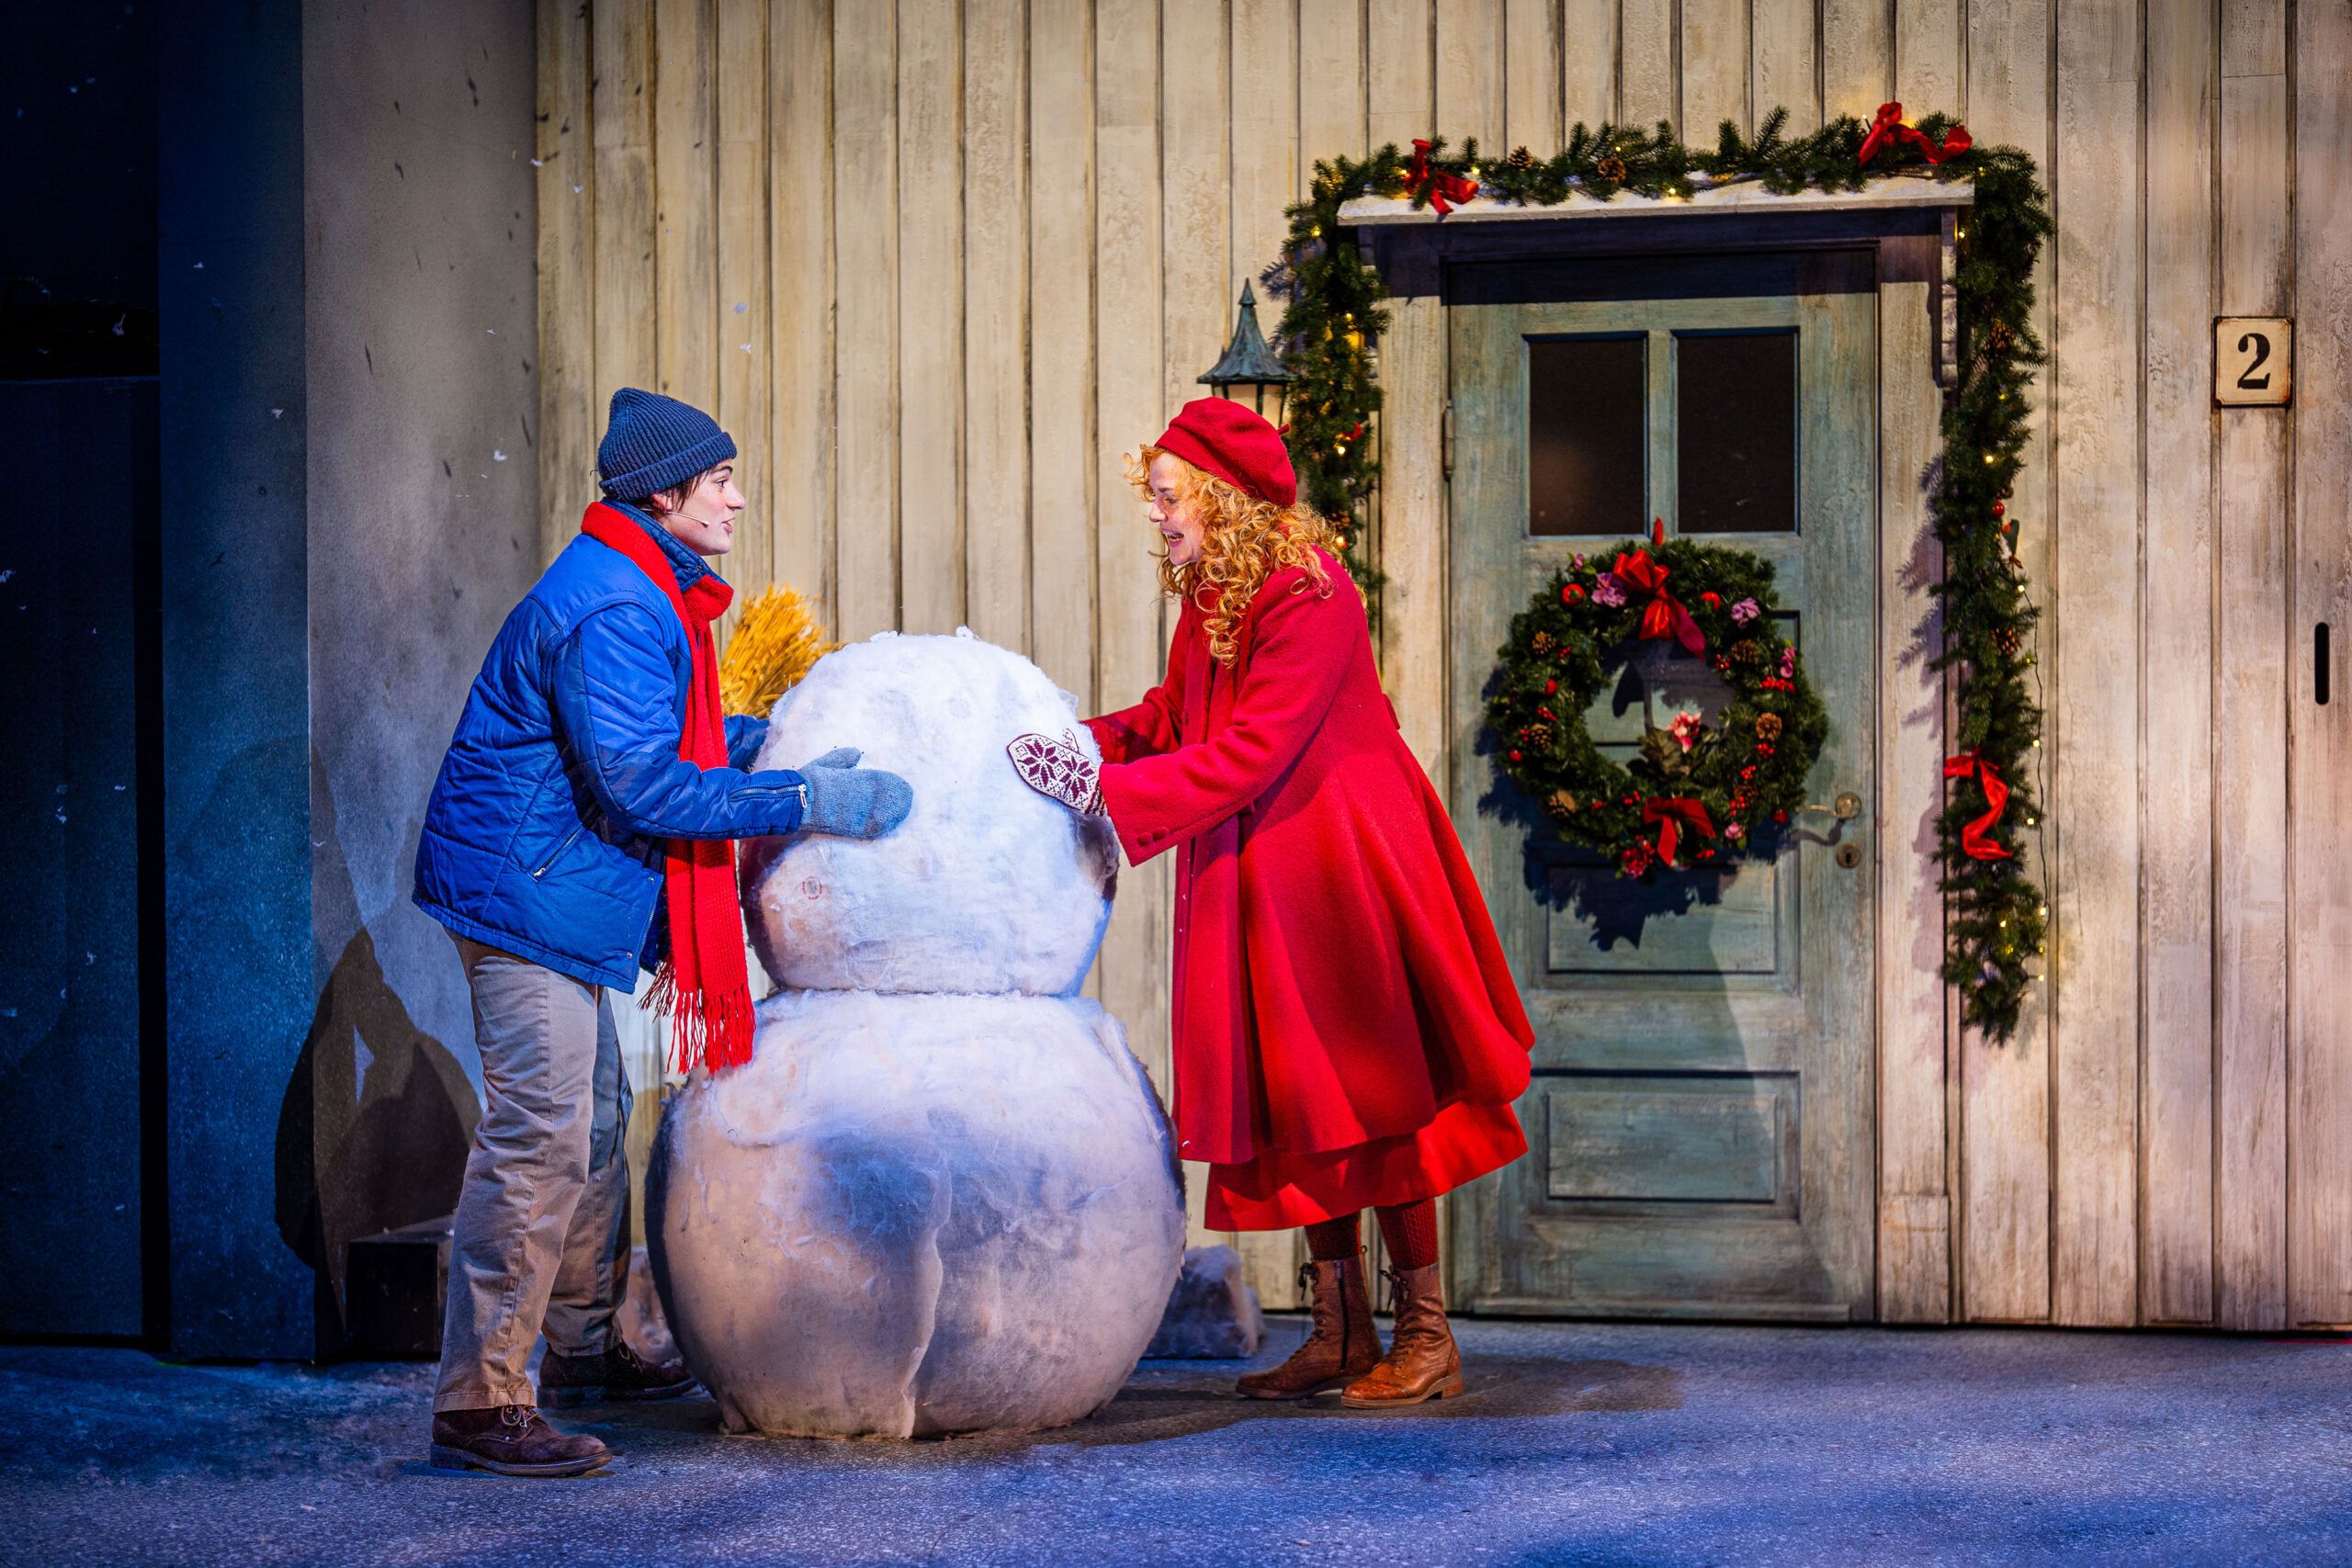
[2215,316,2292,407]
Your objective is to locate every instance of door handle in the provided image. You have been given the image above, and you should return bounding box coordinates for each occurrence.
[1797,792,1863,821]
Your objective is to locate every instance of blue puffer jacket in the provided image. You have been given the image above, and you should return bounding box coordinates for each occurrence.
[413,502,806,988]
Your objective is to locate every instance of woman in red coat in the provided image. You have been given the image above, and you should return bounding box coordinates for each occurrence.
[1010,399,1532,1407]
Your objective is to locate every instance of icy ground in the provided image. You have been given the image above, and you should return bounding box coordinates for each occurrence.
[7,1319,2349,1566]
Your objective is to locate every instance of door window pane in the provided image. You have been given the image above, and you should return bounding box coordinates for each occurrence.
[1676,330,1796,533]
[1529,335,1645,536]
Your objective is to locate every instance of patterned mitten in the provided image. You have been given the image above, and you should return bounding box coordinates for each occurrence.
[1007,730,1104,815]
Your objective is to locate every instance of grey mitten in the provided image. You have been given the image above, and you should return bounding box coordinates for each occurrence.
[796,750,913,838]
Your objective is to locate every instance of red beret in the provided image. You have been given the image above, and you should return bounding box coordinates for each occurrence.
[1155,397,1297,509]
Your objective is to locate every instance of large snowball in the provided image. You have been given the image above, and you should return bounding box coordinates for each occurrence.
[646,989,1185,1439]
[741,631,1119,997]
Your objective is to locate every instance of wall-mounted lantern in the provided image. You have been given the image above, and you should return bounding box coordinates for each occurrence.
[1197,279,1294,427]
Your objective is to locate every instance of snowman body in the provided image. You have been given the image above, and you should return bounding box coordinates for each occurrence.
[646,631,1185,1439]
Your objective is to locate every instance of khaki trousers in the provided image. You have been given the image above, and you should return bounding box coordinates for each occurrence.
[434,936,634,1413]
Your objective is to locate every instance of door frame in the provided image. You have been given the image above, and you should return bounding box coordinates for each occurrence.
[1349,186,1969,1325]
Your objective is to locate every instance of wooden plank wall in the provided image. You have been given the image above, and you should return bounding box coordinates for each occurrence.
[535,0,2349,1327]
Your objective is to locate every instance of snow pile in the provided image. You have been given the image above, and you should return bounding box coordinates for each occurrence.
[649,991,1182,1438]
[739,630,1118,996]
[649,631,1184,1439]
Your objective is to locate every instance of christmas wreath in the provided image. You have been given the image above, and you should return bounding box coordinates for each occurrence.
[1486,522,1828,877]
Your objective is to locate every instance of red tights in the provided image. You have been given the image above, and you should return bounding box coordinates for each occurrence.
[1301,1200,1440,1271]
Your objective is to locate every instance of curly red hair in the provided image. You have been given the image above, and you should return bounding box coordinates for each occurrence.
[1129,446,1341,665]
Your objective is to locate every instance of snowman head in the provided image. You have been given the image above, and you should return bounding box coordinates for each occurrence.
[740,630,1118,997]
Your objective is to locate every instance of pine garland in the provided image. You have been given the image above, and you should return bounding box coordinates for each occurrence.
[1267,106,2052,1041]
[1259,174,1391,604]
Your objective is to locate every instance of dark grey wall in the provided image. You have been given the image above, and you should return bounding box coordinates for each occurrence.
[158,0,316,1359]
[139,0,538,1359]
[0,0,537,1355]
[0,380,157,1338]
[288,0,540,1352]
[0,1,162,1341]
[0,6,157,313]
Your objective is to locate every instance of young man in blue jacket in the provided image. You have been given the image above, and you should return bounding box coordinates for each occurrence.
[413,389,911,1477]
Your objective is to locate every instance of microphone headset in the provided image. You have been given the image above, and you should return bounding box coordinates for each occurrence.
[653,491,738,530]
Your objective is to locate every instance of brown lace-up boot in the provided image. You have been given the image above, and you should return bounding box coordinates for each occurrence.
[538,1338,698,1407]
[1234,1253,1384,1400]
[429,1404,611,1477]
[1340,1262,1464,1408]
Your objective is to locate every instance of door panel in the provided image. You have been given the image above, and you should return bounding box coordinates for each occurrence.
[1544,1075,1797,1207]
[1448,249,1878,1322]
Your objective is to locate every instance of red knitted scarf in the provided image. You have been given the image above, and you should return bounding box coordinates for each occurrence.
[580,502,754,1074]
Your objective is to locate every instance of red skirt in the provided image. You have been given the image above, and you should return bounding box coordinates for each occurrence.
[1203,1097,1528,1231]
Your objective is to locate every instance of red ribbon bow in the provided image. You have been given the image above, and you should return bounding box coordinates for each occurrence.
[1859,102,1973,166]
[1943,750,2016,861]
[1408,139,1481,216]
[1612,548,1707,655]
[1642,796,1716,865]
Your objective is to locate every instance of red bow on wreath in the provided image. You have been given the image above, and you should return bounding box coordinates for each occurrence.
[1612,548,1707,655]
[1859,102,1973,166]
[1408,139,1481,216]
[1642,796,1716,865]
[1942,749,2016,861]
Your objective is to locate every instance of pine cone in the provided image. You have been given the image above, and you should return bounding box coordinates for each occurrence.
[1755,713,1784,741]
[1505,145,1536,173]
[1532,630,1556,655]
[1546,788,1579,821]
[1986,322,2017,352]
[1730,639,1762,665]
[1993,625,2023,658]
[1595,153,1629,184]
[1526,721,1555,747]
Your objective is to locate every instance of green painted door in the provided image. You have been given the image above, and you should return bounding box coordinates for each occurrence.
[1446,249,1878,1321]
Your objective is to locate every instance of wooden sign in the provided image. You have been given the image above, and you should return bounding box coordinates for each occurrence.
[2215,316,2292,406]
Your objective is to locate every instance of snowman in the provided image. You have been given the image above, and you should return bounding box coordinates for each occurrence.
[645,629,1187,1439]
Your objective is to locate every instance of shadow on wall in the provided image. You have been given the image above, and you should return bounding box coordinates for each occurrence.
[276,926,477,1357]
[277,759,477,1357]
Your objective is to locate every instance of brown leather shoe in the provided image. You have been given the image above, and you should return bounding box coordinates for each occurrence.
[539,1339,699,1407]
[429,1404,611,1477]
[1235,1253,1384,1400]
[1340,1262,1464,1408]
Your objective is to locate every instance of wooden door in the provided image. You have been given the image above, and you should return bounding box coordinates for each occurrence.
[1446,248,1879,1321]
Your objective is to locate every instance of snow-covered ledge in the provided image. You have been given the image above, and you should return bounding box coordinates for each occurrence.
[1336,172,1973,226]
[1341,172,1974,389]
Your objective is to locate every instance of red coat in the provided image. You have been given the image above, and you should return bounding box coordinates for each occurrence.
[1087,549,1533,1229]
